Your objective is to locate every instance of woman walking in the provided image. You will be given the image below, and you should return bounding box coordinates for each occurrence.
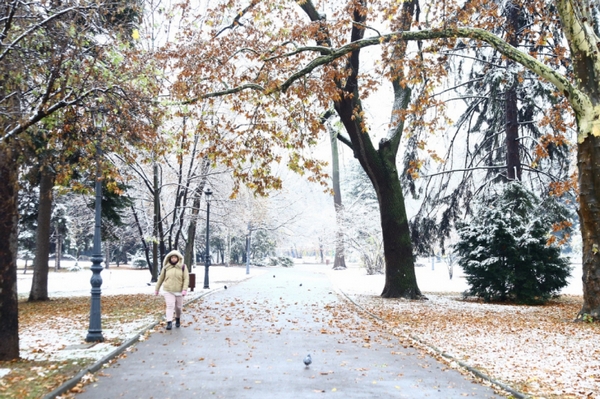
[155,250,190,330]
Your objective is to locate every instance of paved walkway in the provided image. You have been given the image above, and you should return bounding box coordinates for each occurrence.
[75,266,505,398]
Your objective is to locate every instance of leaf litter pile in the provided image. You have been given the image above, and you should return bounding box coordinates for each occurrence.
[0,294,163,399]
[348,292,600,399]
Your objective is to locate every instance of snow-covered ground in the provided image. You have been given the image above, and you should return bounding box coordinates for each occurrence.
[325,256,583,297]
[16,262,261,298]
[10,258,585,367]
[16,256,584,299]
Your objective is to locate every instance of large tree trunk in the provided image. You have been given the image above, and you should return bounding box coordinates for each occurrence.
[577,134,600,318]
[29,166,54,301]
[327,0,420,298]
[555,0,600,319]
[0,145,20,360]
[376,141,422,298]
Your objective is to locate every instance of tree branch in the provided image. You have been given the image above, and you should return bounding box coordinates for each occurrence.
[175,25,581,126]
[215,0,260,38]
[0,5,97,62]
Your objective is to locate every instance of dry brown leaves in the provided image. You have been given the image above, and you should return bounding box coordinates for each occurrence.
[349,293,600,399]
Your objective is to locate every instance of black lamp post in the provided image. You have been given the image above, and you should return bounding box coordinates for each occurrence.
[203,188,212,289]
[86,110,105,343]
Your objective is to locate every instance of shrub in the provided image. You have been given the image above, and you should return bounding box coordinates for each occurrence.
[278,257,294,267]
[454,182,572,305]
[132,258,148,269]
[261,256,294,267]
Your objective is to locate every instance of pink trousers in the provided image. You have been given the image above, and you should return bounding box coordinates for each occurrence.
[163,292,183,322]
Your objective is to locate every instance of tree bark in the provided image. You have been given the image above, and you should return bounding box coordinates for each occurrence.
[184,157,210,271]
[29,166,55,301]
[105,241,110,269]
[376,140,422,298]
[153,162,160,278]
[55,228,62,271]
[551,0,600,319]
[0,145,20,360]
[577,134,600,318]
[505,1,521,181]
[328,123,347,270]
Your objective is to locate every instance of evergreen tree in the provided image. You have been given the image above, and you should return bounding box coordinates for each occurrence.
[455,182,571,304]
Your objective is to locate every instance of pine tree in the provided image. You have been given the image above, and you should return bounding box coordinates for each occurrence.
[455,182,571,304]
[408,0,573,256]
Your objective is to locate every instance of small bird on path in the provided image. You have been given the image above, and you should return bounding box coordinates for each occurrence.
[303,354,312,367]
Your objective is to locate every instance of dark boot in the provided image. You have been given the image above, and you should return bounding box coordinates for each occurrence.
[166,321,172,330]
[175,318,181,328]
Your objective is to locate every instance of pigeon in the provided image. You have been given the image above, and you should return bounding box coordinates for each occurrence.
[303,354,312,367]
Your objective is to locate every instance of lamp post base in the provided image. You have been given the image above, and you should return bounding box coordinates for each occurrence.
[203,264,210,289]
[86,330,104,342]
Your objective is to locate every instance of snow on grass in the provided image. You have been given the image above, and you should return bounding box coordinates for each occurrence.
[19,316,157,363]
[324,261,599,399]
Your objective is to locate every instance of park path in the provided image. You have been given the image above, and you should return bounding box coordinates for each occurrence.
[74,265,505,398]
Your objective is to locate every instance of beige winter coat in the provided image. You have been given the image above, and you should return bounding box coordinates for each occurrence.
[156,250,190,293]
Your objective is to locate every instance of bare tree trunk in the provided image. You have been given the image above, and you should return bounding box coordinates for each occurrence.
[29,166,54,301]
[319,239,324,263]
[226,231,231,267]
[184,193,201,272]
[55,229,62,271]
[153,162,160,275]
[328,122,347,270]
[105,241,110,269]
[0,145,20,360]
[131,205,155,281]
[505,1,521,181]
[184,157,210,271]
